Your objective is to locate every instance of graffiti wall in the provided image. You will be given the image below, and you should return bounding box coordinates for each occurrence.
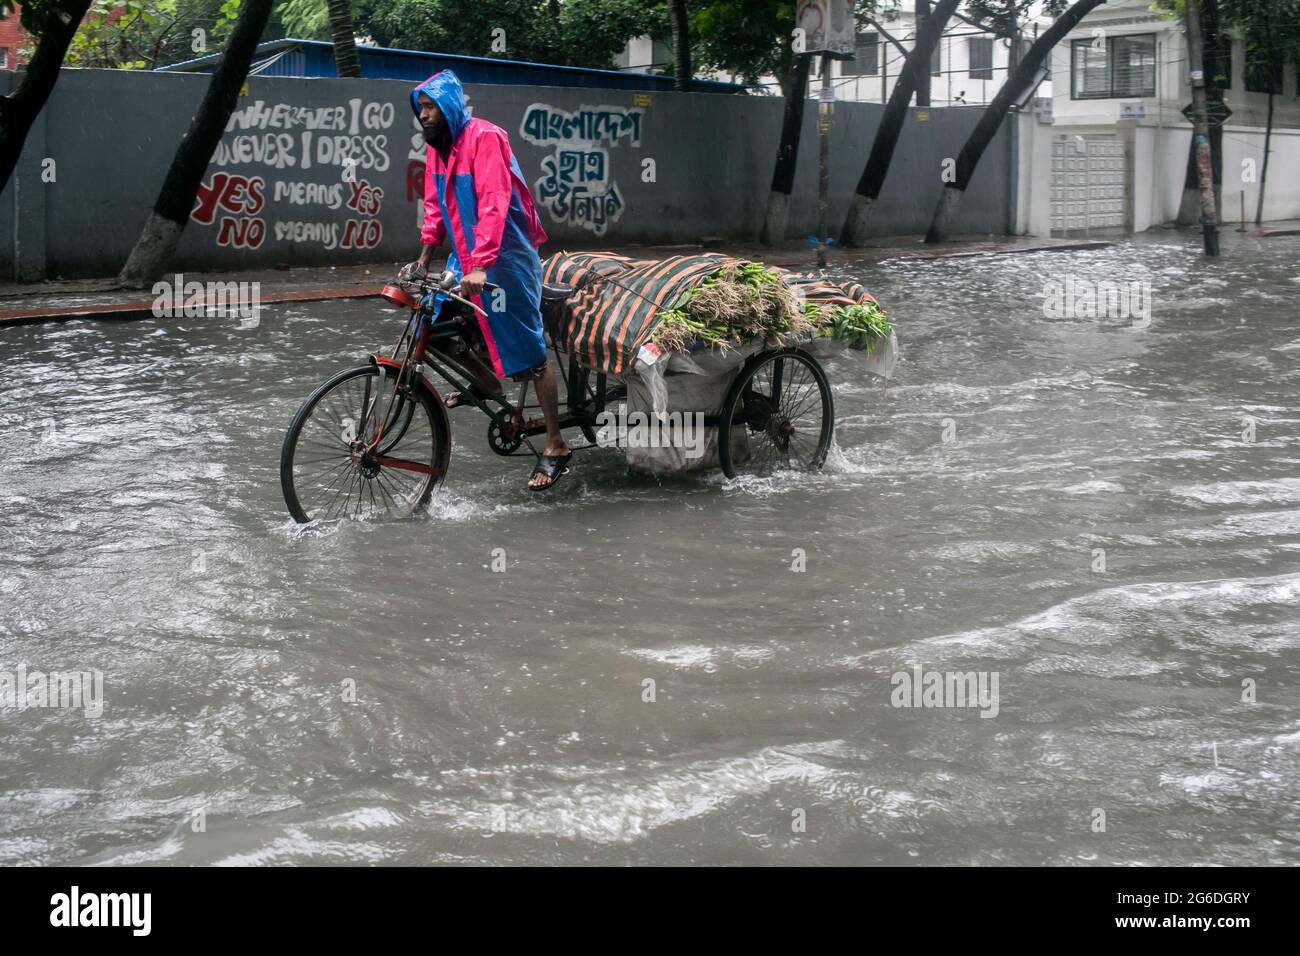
[0,69,1018,280]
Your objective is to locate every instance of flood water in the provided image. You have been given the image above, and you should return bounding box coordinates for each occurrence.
[2,231,1298,866]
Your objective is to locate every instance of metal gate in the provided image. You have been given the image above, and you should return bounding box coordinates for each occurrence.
[1050,134,1130,236]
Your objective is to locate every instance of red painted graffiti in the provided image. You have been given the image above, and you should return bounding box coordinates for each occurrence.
[406,160,426,203]
[340,218,382,249]
[193,173,266,225]
[346,179,384,217]
[217,216,267,249]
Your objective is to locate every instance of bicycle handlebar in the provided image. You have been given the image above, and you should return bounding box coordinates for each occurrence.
[425,269,498,295]
[387,269,497,318]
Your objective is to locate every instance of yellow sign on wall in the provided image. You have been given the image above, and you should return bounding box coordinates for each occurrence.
[633,94,652,108]
[916,110,930,121]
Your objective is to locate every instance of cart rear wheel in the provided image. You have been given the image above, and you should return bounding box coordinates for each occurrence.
[718,348,833,479]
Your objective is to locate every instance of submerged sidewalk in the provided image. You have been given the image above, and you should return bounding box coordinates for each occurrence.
[0,233,1109,326]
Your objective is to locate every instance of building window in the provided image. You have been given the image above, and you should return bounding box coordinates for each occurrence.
[968,37,993,80]
[1243,32,1283,94]
[1071,33,1156,98]
[842,33,879,76]
[931,39,941,77]
[0,49,8,71]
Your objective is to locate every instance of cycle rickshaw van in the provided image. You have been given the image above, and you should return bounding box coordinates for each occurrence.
[278,252,897,522]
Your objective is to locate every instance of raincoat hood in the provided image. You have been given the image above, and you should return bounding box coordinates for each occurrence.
[411,70,470,142]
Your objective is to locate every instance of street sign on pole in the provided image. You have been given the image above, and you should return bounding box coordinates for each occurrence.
[796,0,855,58]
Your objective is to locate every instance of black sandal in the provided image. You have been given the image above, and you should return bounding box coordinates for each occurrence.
[528,452,572,492]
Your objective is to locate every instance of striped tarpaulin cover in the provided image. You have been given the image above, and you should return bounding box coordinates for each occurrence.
[541,252,883,375]
[782,274,880,311]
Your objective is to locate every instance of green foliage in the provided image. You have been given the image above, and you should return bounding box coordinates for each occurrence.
[1219,0,1300,90]
[692,0,798,85]
[213,0,241,37]
[278,0,332,40]
[965,0,1068,39]
[1155,0,1300,91]
[65,0,182,70]
[353,0,666,69]
[38,0,288,69]
[691,1,887,88]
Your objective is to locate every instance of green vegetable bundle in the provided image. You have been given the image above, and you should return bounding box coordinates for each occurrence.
[649,260,890,355]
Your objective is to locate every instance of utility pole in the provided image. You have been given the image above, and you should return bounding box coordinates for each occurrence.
[817,53,832,268]
[1184,0,1220,256]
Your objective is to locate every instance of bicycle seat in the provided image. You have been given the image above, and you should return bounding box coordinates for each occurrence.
[541,283,573,302]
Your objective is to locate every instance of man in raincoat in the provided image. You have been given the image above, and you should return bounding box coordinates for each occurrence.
[405,70,571,491]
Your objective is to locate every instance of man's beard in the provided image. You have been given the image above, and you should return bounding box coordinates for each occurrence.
[422,122,451,152]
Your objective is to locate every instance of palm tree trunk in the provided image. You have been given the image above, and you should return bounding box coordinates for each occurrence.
[924,0,1108,244]
[118,0,276,287]
[0,0,93,196]
[669,0,691,92]
[328,0,362,78]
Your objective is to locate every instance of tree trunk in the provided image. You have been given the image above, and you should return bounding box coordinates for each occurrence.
[925,0,1108,244]
[327,0,362,78]
[669,0,691,92]
[118,0,275,287]
[1254,88,1273,225]
[0,0,93,196]
[761,53,811,246]
[840,0,960,246]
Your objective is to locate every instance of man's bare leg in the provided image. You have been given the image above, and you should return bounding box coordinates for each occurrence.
[529,360,570,489]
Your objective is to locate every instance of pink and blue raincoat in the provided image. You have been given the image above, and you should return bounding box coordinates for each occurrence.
[412,70,550,377]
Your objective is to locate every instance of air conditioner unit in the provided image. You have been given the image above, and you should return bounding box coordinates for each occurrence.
[1119,101,1146,119]
[1033,96,1053,124]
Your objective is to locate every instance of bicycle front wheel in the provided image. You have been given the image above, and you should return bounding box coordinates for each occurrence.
[280,365,451,523]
